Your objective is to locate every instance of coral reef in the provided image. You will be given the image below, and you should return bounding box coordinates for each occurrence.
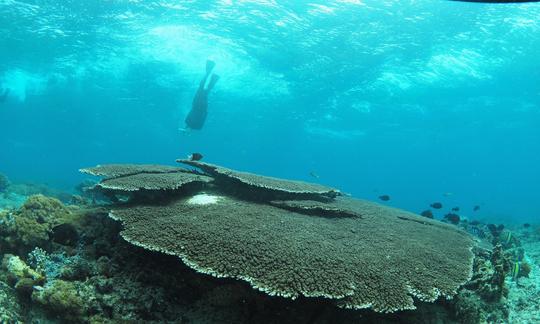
[0,281,23,322]
[90,161,475,313]
[448,245,510,323]
[0,172,10,193]
[0,195,82,255]
[80,164,188,179]
[80,164,213,204]
[506,225,540,322]
[0,205,463,323]
[97,171,212,192]
[1,162,537,323]
[2,254,43,282]
[32,279,88,320]
[179,159,341,200]
[111,195,475,313]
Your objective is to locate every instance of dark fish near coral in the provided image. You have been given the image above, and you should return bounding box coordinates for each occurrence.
[430,202,443,209]
[451,207,460,212]
[420,210,434,219]
[188,169,205,176]
[309,171,320,179]
[473,205,480,212]
[52,223,79,246]
[524,223,531,228]
[378,195,390,201]
[188,153,203,161]
[444,213,460,225]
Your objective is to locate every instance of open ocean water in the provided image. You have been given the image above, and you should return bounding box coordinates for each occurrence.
[0,1,539,323]
[1,0,539,223]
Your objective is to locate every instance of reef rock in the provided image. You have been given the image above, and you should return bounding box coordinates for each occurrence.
[0,281,23,322]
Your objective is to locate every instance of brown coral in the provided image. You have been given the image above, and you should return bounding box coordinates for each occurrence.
[81,161,476,313]
[79,164,187,179]
[177,159,340,200]
[110,193,475,313]
[97,171,212,192]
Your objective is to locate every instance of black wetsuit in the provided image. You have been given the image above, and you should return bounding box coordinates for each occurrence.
[185,77,210,130]
[185,62,219,130]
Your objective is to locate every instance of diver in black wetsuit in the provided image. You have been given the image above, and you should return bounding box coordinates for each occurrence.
[0,88,9,104]
[184,60,220,130]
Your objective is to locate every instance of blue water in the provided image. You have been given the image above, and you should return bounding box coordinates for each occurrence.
[0,0,539,223]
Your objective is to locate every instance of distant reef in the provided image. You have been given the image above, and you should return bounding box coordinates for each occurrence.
[0,161,537,323]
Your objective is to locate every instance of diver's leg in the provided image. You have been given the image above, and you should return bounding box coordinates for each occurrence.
[198,75,208,91]
[206,60,216,74]
[206,74,220,93]
[198,61,215,91]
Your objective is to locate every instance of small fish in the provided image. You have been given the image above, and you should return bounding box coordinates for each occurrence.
[511,261,520,282]
[443,192,453,197]
[444,213,460,225]
[188,153,203,161]
[451,207,460,212]
[420,210,434,219]
[188,169,205,175]
[504,232,513,245]
[524,223,531,228]
[430,202,443,209]
[309,171,320,179]
[378,195,390,201]
[473,205,480,212]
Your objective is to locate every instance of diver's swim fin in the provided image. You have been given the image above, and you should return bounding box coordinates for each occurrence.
[206,60,216,74]
[207,74,220,91]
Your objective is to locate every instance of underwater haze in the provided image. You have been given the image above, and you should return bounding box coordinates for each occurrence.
[0,0,539,223]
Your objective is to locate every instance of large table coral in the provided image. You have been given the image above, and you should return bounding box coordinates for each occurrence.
[83,161,475,313]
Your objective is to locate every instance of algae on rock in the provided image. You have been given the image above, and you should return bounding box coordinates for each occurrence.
[0,195,83,255]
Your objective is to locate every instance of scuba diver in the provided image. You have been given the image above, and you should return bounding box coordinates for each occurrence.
[0,88,9,104]
[184,60,220,130]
